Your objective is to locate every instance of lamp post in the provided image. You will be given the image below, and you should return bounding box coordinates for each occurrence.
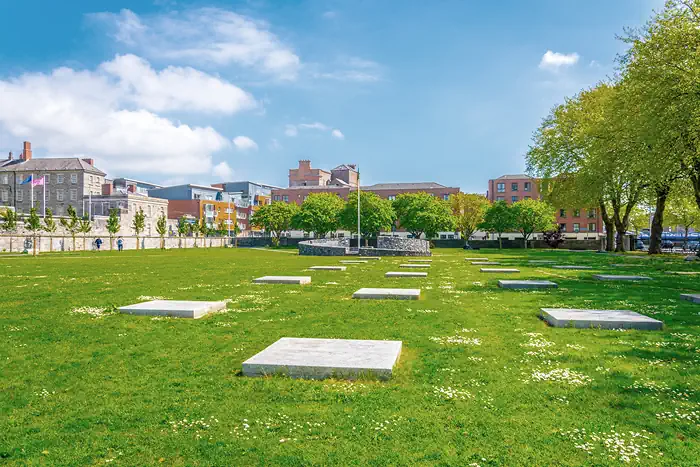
[356,166,361,250]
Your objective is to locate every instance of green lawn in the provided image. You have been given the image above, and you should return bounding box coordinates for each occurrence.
[1,248,699,466]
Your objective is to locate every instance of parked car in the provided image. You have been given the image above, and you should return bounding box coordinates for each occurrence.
[661,240,675,249]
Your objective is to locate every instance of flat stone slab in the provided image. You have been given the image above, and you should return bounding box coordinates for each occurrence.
[498,280,558,289]
[666,271,700,275]
[254,276,311,285]
[529,260,557,264]
[359,257,381,260]
[340,260,368,264]
[480,268,520,273]
[385,271,428,278]
[681,294,700,304]
[408,259,433,263]
[540,308,663,330]
[352,288,420,300]
[118,300,226,319]
[472,261,501,265]
[399,263,430,268]
[552,265,593,270]
[242,337,402,380]
[465,257,488,261]
[593,275,651,281]
[309,266,347,271]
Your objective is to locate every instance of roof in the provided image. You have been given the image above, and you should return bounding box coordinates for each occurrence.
[0,158,106,176]
[152,184,223,192]
[331,164,357,172]
[494,174,534,180]
[362,182,451,190]
[113,177,162,188]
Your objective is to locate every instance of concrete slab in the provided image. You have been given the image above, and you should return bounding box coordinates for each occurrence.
[498,280,558,289]
[352,288,420,300]
[529,260,557,264]
[465,257,488,261]
[666,271,700,275]
[480,268,520,273]
[400,263,430,268]
[540,308,663,330]
[552,265,593,270]
[385,271,428,278]
[118,300,226,319]
[408,259,433,263]
[253,276,311,285]
[681,293,700,304]
[340,260,368,264]
[309,266,347,271]
[472,261,501,265]
[359,257,381,260]
[593,275,652,281]
[242,337,402,380]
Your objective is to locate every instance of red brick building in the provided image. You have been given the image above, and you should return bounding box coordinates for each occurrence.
[486,174,603,235]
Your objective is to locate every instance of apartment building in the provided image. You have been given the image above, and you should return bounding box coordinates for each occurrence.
[0,141,106,216]
[486,174,603,234]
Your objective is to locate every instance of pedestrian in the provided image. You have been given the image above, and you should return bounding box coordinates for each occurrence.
[117,237,123,252]
[95,237,103,251]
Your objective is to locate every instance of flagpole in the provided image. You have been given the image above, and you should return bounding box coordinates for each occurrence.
[43,176,46,218]
[357,165,360,250]
[31,173,34,208]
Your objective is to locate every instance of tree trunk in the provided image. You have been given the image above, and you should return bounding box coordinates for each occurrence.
[83,236,87,251]
[33,234,37,256]
[110,235,113,250]
[684,226,690,251]
[691,165,700,211]
[498,234,502,249]
[136,236,139,250]
[614,220,626,253]
[49,236,53,252]
[599,202,614,252]
[648,185,670,255]
[72,235,76,252]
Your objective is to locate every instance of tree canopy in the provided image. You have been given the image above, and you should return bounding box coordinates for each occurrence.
[450,193,490,244]
[511,198,556,248]
[339,191,396,242]
[250,202,300,246]
[291,193,345,238]
[479,201,516,249]
[392,192,455,239]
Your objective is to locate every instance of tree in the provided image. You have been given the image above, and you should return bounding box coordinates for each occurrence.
[131,208,145,250]
[450,193,490,246]
[176,217,189,248]
[189,219,199,247]
[250,202,300,247]
[60,205,80,251]
[78,216,92,251]
[1,208,18,252]
[339,191,396,245]
[106,208,121,250]
[511,199,556,248]
[156,214,167,249]
[198,217,208,247]
[392,192,455,239]
[43,208,57,252]
[232,221,241,247]
[25,207,42,255]
[217,219,226,236]
[291,193,345,238]
[628,205,650,237]
[479,201,516,249]
[543,225,565,249]
[666,188,700,250]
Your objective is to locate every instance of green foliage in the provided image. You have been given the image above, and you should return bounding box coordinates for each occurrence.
[43,208,57,234]
[1,208,18,233]
[25,207,42,234]
[250,202,299,246]
[177,217,189,237]
[393,192,455,239]
[107,209,121,236]
[339,191,396,241]
[666,187,700,247]
[131,208,146,236]
[511,199,556,248]
[60,205,80,251]
[291,193,345,238]
[628,205,650,235]
[479,201,516,249]
[156,214,167,249]
[450,193,491,243]
[217,219,226,235]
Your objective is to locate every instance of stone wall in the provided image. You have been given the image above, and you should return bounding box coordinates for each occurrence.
[359,236,431,256]
[0,234,230,253]
[298,238,350,256]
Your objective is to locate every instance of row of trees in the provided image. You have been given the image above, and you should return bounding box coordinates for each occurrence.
[250,191,558,248]
[526,0,700,254]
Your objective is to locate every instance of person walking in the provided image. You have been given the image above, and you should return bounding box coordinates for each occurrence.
[117,237,123,252]
[95,237,103,251]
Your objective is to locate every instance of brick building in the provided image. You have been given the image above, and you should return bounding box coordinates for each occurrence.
[486,174,603,235]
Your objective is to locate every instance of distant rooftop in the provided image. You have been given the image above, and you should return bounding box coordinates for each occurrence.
[331,164,358,172]
[362,182,451,190]
[0,157,106,176]
[493,174,534,180]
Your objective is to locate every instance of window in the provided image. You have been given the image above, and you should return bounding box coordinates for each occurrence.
[46,190,50,201]
[16,175,23,184]
[273,195,280,201]
[524,196,531,200]
[70,173,78,184]
[44,174,50,184]
[511,196,519,203]
[70,189,77,201]
[388,195,396,201]
[16,190,23,201]
[524,182,531,192]
[194,193,201,200]
[573,223,580,233]
[1,190,7,202]
[57,174,64,184]
[89,175,93,184]
[496,196,504,201]
[1,175,7,184]
[57,189,64,201]
[588,223,597,232]
[559,209,567,217]
[282,195,289,202]
[511,183,518,191]
[497,183,505,193]
[559,223,567,232]
[587,208,597,219]
[442,194,450,201]
[573,209,581,217]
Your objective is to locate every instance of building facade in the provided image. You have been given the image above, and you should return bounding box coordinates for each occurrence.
[86,191,169,237]
[211,181,277,207]
[486,174,603,235]
[0,141,106,216]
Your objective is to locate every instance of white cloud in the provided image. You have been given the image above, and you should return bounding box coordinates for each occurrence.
[212,161,234,179]
[100,54,257,113]
[92,8,301,80]
[539,50,580,71]
[269,138,282,151]
[0,60,235,176]
[285,122,344,140]
[331,129,345,140]
[298,122,329,131]
[284,125,298,137]
[313,56,383,82]
[232,135,258,151]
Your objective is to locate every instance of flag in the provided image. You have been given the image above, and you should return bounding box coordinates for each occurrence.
[19,175,32,185]
[32,177,45,187]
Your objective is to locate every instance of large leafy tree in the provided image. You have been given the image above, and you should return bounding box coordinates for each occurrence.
[392,192,455,239]
[450,193,490,245]
[666,186,700,249]
[250,201,299,246]
[479,201,516,249]
[131,208,145,250]
[628,205,650,237]
[339,191,396,245]
[25,207,42,255]
[43,208,57,252]
[291,193,345,238]
[106,208,121,250]
[511,198,556,248]
[60,205,80,252]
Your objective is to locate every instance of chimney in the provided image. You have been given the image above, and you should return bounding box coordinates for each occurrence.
[7,152,12,161]
[22,141,32,161]
[298,160,311,170]
[82,158,94,166]
[102,183,113,196]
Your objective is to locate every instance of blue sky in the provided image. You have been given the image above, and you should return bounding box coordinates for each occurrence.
[0,0,661,191]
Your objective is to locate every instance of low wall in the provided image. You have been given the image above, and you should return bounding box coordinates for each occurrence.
[0,234,230,253]
[438,238,603,250]
[359,237,431,257]
[298,238,350,256]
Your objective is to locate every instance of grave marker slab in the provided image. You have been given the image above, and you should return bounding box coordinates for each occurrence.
[465,257,488,261]
[540,308,663,330]
[472,261,501,265]
[666,271,700,276]
[340,260,368,264]
[118,300,226,319]
[681,293,700,304]
[352,288,420,300]
[529,260,557,264]
[480,268,520,273]
[552,265,593,270]
[254,276,311,285]
[385,271,428,278]
[359,257,381,260]
[593,275,651,281]
[242,337,402,380]
[400,263,430,268]
[498,280,558,289]
[408,259,433,263]
[309,266,347,271]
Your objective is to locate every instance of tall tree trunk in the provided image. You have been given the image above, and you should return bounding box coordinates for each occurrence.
[691,164,700,211]
[498,234,502,249]
[599,202,614,252]
[648,185,670,255]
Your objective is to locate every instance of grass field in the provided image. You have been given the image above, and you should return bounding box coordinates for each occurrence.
[1,247,699,466]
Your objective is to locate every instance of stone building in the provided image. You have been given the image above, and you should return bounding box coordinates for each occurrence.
[86,187,169,237]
